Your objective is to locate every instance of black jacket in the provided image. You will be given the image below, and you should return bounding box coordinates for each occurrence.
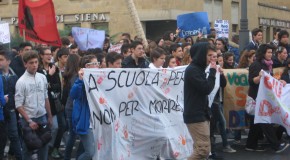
[248,61,270,100]
[10,56,25,78]
[122,55,149,68]
[281,70,290,83]
[272,56,287,69]
[183,42,216,124]
[38,66,61,115]
[2,68,18,111]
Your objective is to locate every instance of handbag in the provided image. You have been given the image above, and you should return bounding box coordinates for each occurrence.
[245,96,256,115]
[22,122,52,150]
[51,91,63,113]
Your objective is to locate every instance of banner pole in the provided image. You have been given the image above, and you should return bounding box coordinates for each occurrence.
[23,29,26,42]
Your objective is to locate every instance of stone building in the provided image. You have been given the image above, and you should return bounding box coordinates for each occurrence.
[0,0,290,43]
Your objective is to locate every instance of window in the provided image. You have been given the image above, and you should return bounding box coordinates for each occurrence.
[0,0,8,4]
[64,23,81,31]
[232,24,238,33]
[92,23,109,34]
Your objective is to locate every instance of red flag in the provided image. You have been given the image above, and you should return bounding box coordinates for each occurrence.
[18,0,61,46]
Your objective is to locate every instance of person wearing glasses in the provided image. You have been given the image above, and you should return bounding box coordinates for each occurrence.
[70,55,98,160]
[37,47,62,157]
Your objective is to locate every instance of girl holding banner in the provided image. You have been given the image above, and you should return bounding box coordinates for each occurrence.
[70,55,98,160]
[246,44,289,153]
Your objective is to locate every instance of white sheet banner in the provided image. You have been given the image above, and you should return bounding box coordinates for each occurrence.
[83,66,193,160]
[254,71,290,134]
[206,65,221,107]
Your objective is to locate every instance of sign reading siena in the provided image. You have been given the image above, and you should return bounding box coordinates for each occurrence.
[0,13,109,25]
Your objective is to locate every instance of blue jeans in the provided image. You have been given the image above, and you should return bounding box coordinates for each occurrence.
[211,103,228,147]
[64,108,84,160]
[78,129,96,160]
[7,110,23,160]
[48,115,58,148]
[54,111,67,148]
[21,115,49,160]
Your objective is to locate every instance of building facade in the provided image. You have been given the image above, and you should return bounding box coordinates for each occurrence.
[0,0,290,43]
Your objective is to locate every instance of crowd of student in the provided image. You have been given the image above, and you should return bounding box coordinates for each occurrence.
[0,27,289,160]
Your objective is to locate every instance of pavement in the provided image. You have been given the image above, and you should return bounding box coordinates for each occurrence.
[214,135,290,160]
[3,133,290,160]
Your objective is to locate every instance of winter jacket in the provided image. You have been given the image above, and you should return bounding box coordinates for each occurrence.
[248,61,271,100]
[10,56,25,78]
[70,78,90,135]
[122,55,149,68]
[2,68,18,111]
[38,66,61,116]
[281,70,290,83]
[272,56,287,69]
[245,41,259,51]
[183,42,216,124]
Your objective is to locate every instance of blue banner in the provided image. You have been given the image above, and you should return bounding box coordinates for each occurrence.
[177,12,210,38]
[72,27,105,51]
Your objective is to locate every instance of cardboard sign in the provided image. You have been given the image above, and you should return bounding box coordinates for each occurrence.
[177,12,210,38]
[0,22,11,44]
[214,20,229,38]
[72,27,105,51]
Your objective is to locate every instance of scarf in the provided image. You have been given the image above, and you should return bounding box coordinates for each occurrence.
[263,59,273,73]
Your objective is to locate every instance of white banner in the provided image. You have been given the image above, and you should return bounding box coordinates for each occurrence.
[206,65,221,107]
[0,22,11,44]
[83,66,194,160]
[214,20,229,38]
[255,71,290,134]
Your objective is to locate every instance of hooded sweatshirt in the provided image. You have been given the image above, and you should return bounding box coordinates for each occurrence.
[183,42,216,124]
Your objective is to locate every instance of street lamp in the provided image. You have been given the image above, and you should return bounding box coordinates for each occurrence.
[239,0,249,53]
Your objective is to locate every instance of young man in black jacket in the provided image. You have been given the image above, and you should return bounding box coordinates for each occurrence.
[184,42,217,160]
[122,41,149,68]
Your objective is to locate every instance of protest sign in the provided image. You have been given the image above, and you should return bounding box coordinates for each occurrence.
[0,22,11,44]
[255,71,290,135]
[177,12,210,38]
[223,69,250,129]
[214,20,229,38]
[223,68,286,129]
[72,27,105,51]
[108,43,122,54]
[83,66,193,160]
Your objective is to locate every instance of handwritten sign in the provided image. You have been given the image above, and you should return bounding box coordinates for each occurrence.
[83,67,193,160]
[72,27,105,51]
[255,71,290,135]
[223,69,250,129]
[0,22,11,44]
[177,12,210,38]
[223,68,286,129]
[108,43,122,54]
[214,20,229,38]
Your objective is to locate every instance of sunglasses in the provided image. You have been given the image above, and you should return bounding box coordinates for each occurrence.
[86,62,100,66]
